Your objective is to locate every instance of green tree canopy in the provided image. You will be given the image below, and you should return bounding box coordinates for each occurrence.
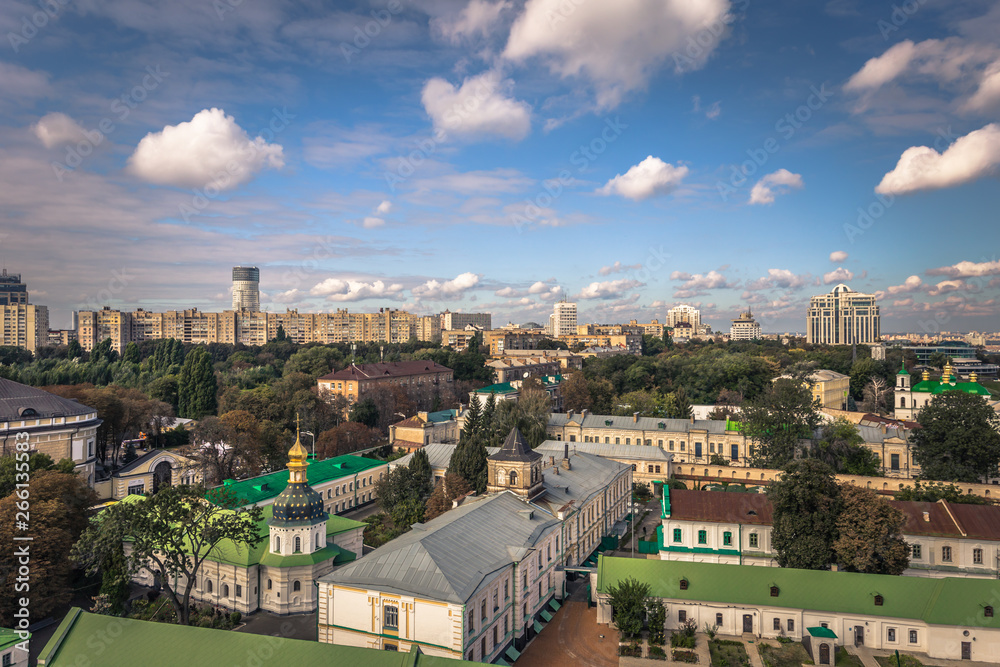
[767,459,841,570]
[912,391,1000,483]
[742,378,821,468]
[810,417,882,476]
[833,485,909,575]
[606,576,650,639]
[178,346,218,419]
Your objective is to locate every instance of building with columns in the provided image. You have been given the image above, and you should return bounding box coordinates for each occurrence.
[806,283,880,345]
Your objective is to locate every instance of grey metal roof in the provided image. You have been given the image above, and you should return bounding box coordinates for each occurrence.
[0,378,96,422]
[490,428,541,462]
[392,443,499,471]
[320,492,559,604]
[548,412,730,434]
[530,452,629,515]
[535,440,673,462]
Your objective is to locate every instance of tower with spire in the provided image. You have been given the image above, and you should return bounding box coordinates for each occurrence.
[268,416,328,557]
[486,427,544,498]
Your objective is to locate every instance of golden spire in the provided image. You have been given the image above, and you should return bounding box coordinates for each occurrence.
[922,369,930,382]
[942,361,954,384]
[287,414,309,482]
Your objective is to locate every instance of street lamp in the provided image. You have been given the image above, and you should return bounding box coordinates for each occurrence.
[302,430,316,459]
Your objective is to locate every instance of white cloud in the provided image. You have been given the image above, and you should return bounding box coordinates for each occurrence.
[433,0,511,44]
[32,112,88,148]
[875,123,1000,195]
[704,100,722,120]
[421,70,531,141]
[963,61,1000,113]
[748,169,804,205]
[598,156,688,201]
[927,259,1000,278]
[599,261,642,276]
[495,281,563,300]
[823,267,855,284]
[504,0,732,108]
[845,40,921,92]
[362,217,385,229]
[928,279,967,296]
[575,278,644,300]
[745,268,811,291]
[878,275,924,298]
[128,108,284,189]
[829,250,849,263]
[310,278,404,302]
[375,200,393,214]
[0,62,51,101]
[412,272,480,299]
[671,269,738,298]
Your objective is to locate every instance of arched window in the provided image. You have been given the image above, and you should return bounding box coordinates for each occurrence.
[316,532,322,548]
[274,537,280,553]
[497,469,507,485]
[207,580,213,594]
[223,584,230,598]
[293,580,301,592]
[509,470,518,486]
[900,397,906,407]
[294,536,301,553]
[267,579,272,590]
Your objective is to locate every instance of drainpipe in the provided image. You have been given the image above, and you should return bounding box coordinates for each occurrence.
[739,524,743,566]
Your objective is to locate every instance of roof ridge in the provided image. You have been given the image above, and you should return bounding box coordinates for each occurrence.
[937,499,966,537]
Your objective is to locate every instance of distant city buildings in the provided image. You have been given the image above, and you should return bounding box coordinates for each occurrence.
[317,360,454,408]
[232,266,260,311]
[441,310,491,331]
[666,304,701,331]
[806,283,880,345]
[0,303,48,353]
[548,300,577,337]
[0,269,28,305]
[729,309,761,341]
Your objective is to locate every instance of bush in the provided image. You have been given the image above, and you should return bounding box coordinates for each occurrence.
[619,643,642,657]
[704,622,718,639]
[197,615,214,628]
[776,636,793,644]
[673,649,699,663]
[671,633,697,649]
[648,645,667,660]
[230,611,242,625]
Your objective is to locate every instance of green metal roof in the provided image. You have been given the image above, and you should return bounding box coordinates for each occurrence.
[475,382,517,394]
[0,627,26,651]
[38,608,488,666]
[807,626,838,639]
[210,454,385,506]
[426,409,458,423]
[596,555,1000,629]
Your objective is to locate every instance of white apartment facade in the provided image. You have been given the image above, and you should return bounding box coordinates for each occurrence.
[806,283,880,345]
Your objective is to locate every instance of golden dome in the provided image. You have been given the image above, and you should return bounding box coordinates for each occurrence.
[288,415,309,462]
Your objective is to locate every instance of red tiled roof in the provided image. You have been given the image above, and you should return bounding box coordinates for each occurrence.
[318,360,452,381]
[668,489,773,525]
[886,500,964,538]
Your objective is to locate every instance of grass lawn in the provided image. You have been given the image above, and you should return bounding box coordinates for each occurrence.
[836,648,865,667]
[709,639,751,667]
[759,642,812,667]
[875,655,940,667]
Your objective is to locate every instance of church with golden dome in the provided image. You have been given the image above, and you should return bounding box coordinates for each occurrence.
[895,361,992,421]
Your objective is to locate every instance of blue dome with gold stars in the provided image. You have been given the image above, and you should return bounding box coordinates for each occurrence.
[271,426,326,523]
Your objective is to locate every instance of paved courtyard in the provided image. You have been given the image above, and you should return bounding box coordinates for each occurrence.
[516,582,618,667]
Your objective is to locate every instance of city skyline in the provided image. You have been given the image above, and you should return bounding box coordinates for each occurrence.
[2,1,1000,332]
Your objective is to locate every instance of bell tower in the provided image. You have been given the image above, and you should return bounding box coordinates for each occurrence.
[486,428,544,499]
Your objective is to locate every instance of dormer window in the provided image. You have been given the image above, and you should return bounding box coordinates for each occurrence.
[874,595,884,606]
[679,579,688,591]
[986,606,994,618]
[770,586,779,598]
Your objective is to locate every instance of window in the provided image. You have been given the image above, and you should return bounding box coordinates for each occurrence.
[890,453,900,471]
[235,584,242,598]
[874,595,883,606]
[908,630,917,644]
[481,599,487,622]
[723,531,732,546]
[770,586,779,598]
[749,533,759,549]
[384,605,398,630]
[468,610,475,633]
[480,637,486,658]
[710,443,715,453]
[493,626,498,647]
[294,536,301,553]
[986,606,994,618]
[679,579,689,591]
[206,580,213,594]
[655,465,661,474]
[548,544,552,561]
[680,442,686,451]
[974,548,983,565]
[504,580,509,600]
[697,530,707,545]
[678,610,687,622]
[293,580,301,592]
[273,537,280,553]
[673,528,682,543]
[504,614,509,635]
[716,613,723,626]
[615,437,620,444]
[942,546,952,562]
[522,572,527,591]
[911,543,921,559]
[384,644,398,651]
[669,440,675,451]
[887,628,896,642]
[773,618,781,631]
[223,584,229,597]
[267,579,272,590]
[3,653,11,667]
[731,444,739,461]
[493,590,499,611]
[787,619,794,632]
[625,438,631,445]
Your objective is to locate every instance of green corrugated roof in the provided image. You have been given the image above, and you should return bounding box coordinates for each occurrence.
[426,409,458,423]
[209,454,385,506]
[0,627,26,651]
[475,382,517,394]
[37,609,488,666]
[807,626,838,639]
[596,556,1000,629]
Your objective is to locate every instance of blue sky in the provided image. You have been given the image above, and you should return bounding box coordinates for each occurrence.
[2,0,999,333]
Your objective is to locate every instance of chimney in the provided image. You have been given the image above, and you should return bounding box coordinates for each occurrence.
[567,409,574,418]
[922,511,930,522]
[633,412,639,423]
[554,465,559,475]
[581,409,589,418]
[564,442,568,459]
[881,424,887,434]
[690,415,695,424]
[550,455,556,467]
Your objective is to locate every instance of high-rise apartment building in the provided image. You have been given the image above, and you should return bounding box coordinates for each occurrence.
[730,309,761,341]
[440,310,491,331]
[666,304,701,331]
[806,284,880,345]
[0,304,48,353]
[551,301,577,337]
[232,266,260,311]
[0,269,28,306]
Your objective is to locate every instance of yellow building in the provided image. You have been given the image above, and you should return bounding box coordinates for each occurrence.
[0,304,48,353]
[776,370,851,410]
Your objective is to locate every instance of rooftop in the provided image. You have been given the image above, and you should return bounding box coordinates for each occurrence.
[209,454,386,506]
[535,440,673,462]
[392,442,500,471]
[319,360,452,381]
[38,608,486,666]
[596,555,1000,629]
[548,412,733,434]
[0,378,97,422]
[665,488,773,525]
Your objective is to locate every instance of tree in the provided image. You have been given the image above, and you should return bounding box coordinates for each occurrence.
[349,398,379,429]
[895,480,989,505]
[561,372,593,412]
[860,376,891,415]
[374,466,425,527]
[0,452,75,497]
[408,448,433,499]
[178,347,217,419]
[912,391,1000,483]
[833,485,909,575]
[606,576,650,639]
[425,473,473,521]
[665,387,692,419]
[767,459,841,570]
[90,337,119,364]
[1,469,97,624]
[316,422,380,458]
[72,485,264,626]
[449,436,488,494]
[97,539,131,616]
[122,341,140,364]
[741,378,821,468]
[810,417,882,476]
[67,338,84,359]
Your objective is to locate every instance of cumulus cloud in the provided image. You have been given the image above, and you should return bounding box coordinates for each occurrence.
[575,278,644,300]
[671,269,738,298]
[412,272,480,299]
[504,0,732,108]
[421,70,531,141]
[823,267,855,284]
[32,112,88,148]
[310,278,404,302]
[875,123,1000,195]
[433,0,511,44]
[927,259,1000,278]
[748,169,804,205]
[745,268,811,291]
[928,279,968,296]
[878,275,924,299]
[599,261,642,276]
[128,108,284,189]
[362,217,385,229]
[829,250,849,263]
[963,61,1000,113]
[598,156,688,200]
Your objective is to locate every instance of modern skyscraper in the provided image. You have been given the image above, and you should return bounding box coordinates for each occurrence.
[0,269,28,306]
[551,300,577,336]
[666,304,701,331]
[806,283,880,345]
[232,266,260,311]
[730,309,761,340]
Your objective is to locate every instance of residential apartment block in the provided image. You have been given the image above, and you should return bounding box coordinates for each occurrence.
[729,309,761,341]
[0,303,48,353]
[666,304,701,330]
[317,360,453,406]
[548,301,577,337]
[0,269,28,306]
[441,310,491,331]
[806,283,880,345]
